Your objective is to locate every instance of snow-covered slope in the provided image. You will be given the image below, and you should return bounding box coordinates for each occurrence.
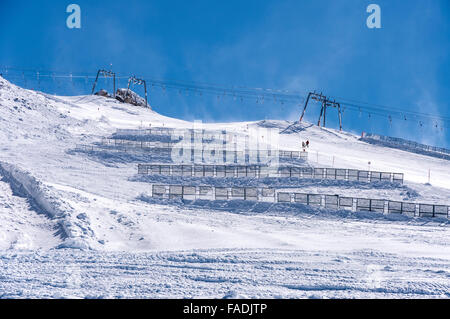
[0,76,448,298]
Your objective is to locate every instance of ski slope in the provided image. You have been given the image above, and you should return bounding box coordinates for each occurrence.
[0,76,449,298]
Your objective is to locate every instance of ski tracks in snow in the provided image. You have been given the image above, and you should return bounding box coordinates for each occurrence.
[0,248,448,299]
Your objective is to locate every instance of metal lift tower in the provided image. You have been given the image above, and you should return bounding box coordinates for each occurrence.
[299,92,343,131]
[126,76,148,108]
[91,69,116,97]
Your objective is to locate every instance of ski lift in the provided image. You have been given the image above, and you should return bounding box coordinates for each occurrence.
[125,75,148,107]
[92,69,115,97]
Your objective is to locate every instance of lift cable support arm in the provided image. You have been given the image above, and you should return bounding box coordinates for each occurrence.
[91,69,116,97]
[126,76,148,108]
[299,91,343,131]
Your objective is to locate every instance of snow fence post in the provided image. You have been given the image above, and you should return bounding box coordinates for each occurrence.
[195,185,200,200]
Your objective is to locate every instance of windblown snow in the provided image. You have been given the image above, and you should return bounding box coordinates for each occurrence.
[0,76,448,298]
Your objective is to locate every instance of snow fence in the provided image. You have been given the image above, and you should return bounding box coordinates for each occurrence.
[76,143,309,162]
[361,133,450,160]
[137,164,404,184]
[149,184,448,218]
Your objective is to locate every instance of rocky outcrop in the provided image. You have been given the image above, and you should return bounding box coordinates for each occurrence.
[94,88,150,109]
[115,88,149,108]
[94,89,110,97]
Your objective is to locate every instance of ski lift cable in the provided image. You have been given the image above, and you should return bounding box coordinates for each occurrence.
[2,66,449,125]
[343,101,450,121]
[346,105,445,123]
[340,101,450,124]
[330,96,450,122]
[347,107,450,128]
[0,67,306,102]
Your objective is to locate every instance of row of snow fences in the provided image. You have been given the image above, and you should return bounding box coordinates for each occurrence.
[139,164,263,178]
[101,138,174,149]
[83,140,310,161]
[278,192,449,217]
[105,137,284,150]
[279,151,309,160]
[137,164,404,184]
[150,184,449,218]
[114,128,236,140]
[76,144,286,164]
[77,144,285,159]
[75,144,142,153]
[152,185,274,202]
[115,127,175,136]
[114,127,231,137]
[363,134,450,156]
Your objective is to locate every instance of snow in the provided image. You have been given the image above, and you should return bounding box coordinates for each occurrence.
[0,249,448,298]
[0,172,60,250]
[0,76,448,298]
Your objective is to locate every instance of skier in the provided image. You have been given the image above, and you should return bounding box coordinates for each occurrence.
[306,140,309,148]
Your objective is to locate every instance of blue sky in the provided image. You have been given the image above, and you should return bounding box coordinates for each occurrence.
[1,0,449,147]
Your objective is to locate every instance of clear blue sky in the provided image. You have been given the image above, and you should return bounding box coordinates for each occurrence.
[1,0,449,147]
